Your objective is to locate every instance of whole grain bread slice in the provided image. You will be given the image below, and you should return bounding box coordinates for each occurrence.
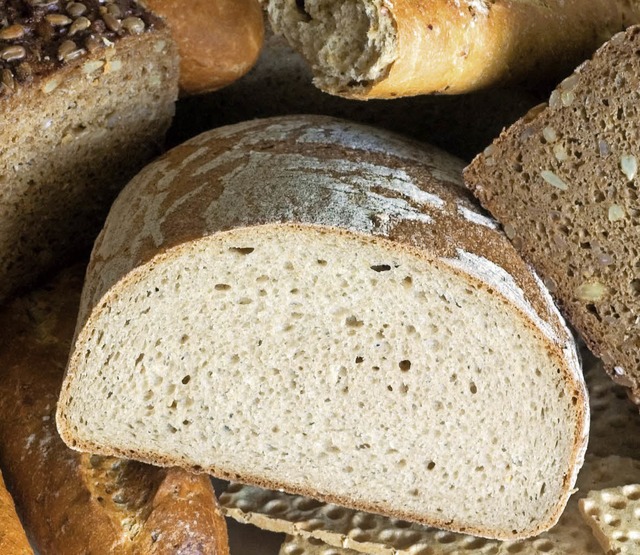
[57,115,587,540]
[464,25,640,403]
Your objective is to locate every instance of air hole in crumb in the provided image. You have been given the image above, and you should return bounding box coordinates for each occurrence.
[215,283,231,291]
[168,424,177,433]
[345,315,364,327]
[403,276,413,287]
[183,419,191,426]
[469,382,478,394]
[180,334,189,344]
[135,353,144,365]
[182,375,191,385]
[387,385,393,392]
[399,360,411,371]
[370,264,391,272]
[317,259,327,266]
[427,461,436,470]
[355,356,364,363]
[229,247,254,255]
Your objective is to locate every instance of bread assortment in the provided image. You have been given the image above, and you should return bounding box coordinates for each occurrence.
[0,0,179,304]
[0,265,229,554]
[143,0,264,96]
[263,0,640,99]
[1,1,640,553]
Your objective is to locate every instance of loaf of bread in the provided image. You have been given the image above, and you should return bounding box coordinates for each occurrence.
[0,0,179,304]
[464,25,640,404]
[57,115,587,540]
[143,0,264,96]
[263,0,640,99]
[0,265,228,555]
[0,471,31,555]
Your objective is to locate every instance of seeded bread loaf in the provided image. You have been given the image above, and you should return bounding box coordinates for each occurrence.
[0,0,178,304]
[262,0,640,99]
[464,25,640,404]
[143,0,264,96]
[0,471,31,555]
[0,265,228,555]
[57,115,587,540]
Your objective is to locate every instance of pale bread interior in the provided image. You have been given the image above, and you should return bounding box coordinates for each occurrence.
[266,0,396,92]
[62,222,582,538]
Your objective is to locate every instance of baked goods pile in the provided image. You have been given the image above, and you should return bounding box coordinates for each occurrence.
[2,1,640,553]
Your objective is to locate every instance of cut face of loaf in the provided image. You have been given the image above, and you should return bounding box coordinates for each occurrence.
[0,0,179,302]
[464,25,640,403]
[57,115,588,540]
[264,0,640,98]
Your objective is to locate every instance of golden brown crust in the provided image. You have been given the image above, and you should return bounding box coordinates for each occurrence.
[0,471,32,555]
[0,266,227,555]
[144,0,264,96]
[268,0,640,98]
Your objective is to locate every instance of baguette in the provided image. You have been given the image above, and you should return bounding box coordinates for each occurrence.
[57,115,587,540]
[0,265,228,555]
[263,0,640,98]
[143,0,264,96]
[0,471,31,555]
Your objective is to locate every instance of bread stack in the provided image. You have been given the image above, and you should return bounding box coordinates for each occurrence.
[3,0,640,554]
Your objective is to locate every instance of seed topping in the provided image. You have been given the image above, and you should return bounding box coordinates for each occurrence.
[66,2,88,18]
[0,25,26,41]
[1,45,26,62]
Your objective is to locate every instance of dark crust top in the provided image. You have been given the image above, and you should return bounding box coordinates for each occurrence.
[0,0,163,94]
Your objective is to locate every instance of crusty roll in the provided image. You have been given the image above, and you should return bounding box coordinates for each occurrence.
[0,471,31,555]
[264,0,640,98]
[144,0,264,95]
[0,266,228,555]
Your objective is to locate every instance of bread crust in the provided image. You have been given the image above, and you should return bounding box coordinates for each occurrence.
[57,116,588,540]
[144,0,264,95]
[0,266,228,555]
[0,471,32,555]
[265,0,640,98]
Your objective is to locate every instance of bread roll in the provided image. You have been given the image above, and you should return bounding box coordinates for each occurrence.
[0,0,179,304]
[0,266,228,555]
[57,116,587,540]
[263,0,640,98]
[0,472,31,555]
[464,25,640,405]
[144,0,264,95]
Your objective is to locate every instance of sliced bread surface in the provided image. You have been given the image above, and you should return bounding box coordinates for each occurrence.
[57,116,587,540]
[464,25,640,402]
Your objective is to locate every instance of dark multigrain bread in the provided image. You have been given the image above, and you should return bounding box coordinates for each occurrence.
[0,265,228,555]
[0,0,179,303]
[464,25,640,402]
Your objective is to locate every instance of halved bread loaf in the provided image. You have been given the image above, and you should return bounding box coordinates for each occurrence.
[57,115,588,540]
[0,0,178,303]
